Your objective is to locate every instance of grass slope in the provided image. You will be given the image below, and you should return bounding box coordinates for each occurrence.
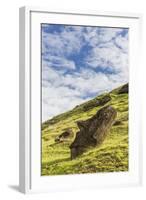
[41,84,129,175]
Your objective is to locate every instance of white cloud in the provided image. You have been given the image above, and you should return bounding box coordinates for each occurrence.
[83,27,123,47]
[42,26,83,58]
[42,84,88,121]
[97,28,123,43]
[42,67,128,121]
[41,25,129,121]
[85,39,128,75]
[43,55,76,70]
[115,33,129,53]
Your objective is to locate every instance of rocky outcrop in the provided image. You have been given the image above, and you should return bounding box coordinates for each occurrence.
[55,128,73,143]
[118,83,128,94]
[70,106,117,159]
[113,120,123,126]
[83,94,111,111]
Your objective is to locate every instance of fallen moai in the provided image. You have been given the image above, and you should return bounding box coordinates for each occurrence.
[70,105,117,159]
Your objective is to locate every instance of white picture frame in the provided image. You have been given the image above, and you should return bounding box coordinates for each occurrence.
[19,6,142,194]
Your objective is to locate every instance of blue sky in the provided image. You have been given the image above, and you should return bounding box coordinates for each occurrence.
[42,24,129,121]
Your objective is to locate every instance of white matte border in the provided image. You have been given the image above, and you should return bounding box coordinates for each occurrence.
[20,7,142,194]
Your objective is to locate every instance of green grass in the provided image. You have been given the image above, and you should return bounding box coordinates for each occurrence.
[41,84,129,175]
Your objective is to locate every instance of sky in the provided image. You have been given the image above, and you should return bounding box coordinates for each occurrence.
[41,24,129,122]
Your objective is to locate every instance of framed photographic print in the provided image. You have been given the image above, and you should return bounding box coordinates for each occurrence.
[19,7,142,193]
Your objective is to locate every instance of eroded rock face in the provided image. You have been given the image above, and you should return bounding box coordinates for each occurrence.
[118,83,128,94]
[70,106,117,159]
[83,95,111,111]
[55,128,73,143]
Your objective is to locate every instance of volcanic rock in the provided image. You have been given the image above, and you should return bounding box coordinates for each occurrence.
[55,128,73,143]
[118,83,128,94]
[70,106,117,159]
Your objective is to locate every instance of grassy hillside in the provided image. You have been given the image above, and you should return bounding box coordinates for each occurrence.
[41,84,129,175]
